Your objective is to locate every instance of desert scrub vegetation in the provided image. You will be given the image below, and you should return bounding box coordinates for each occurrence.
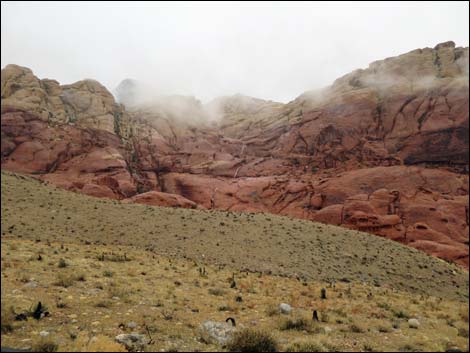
[58,258,68,268]
[54,272,85,287]
[226,328,278,352]
[1,304,14,333]
[348,321,367,333]
[31,338,59,352]
[97,252,131,262]
[0,225,469,351]
[279,316,322,333]
[208,287,226,296]
[285,340,337,352]
[103,270,114,277]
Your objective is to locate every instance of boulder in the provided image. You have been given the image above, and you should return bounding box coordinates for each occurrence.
[200,320,236,346]
[279,303,292,314]
[115,333,147,352]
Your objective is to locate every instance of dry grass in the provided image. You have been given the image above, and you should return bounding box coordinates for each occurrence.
[1,238,469,352]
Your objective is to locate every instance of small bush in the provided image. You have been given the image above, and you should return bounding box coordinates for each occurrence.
[107,285,130,301]
[399,343,422,352]
[226,328,278,352]
[103,270,114,277]
[76,273,86,282]
[460,308,469,323]
[32,338,58,352]
[1,305,14,333]
[286,341,327,352]
[266,304,279,317]
[363,343,376,352]
[378,324,391,333]
[58,258,67,268]
[208,288,226,296]
[349,322,366,333]
[218,305,233,312]
[279,317,320,333]
[97,253,130,262]
[458,326,469,338]
[392,309,409,319]
[95,300,112,308]
[55,273,77,288]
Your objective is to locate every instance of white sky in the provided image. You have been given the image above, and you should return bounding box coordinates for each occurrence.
[1,1,469,103]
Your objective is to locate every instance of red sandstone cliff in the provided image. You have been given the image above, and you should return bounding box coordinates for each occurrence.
[2,41,469,267]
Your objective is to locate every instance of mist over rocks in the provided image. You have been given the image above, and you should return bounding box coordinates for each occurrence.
[1,42,469,268]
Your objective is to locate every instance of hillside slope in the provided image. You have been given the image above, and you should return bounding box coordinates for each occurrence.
[1,171,468,300]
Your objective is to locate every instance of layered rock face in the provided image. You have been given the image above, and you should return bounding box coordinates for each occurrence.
[1,42,469,268]
[1,65,136,198]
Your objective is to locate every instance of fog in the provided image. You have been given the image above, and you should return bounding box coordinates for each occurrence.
[1,1,469,103]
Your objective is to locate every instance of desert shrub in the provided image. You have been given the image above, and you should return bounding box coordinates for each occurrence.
[97,253,130,262]
[32,338,58,352]
[458,326,469,338]
[226,328,278,352]
[76,273,86,282]
[392,309,409,319]
[363,343,376,352]
[285,341,327,352]
[399,343,422,352]
[58,258,67,268]
[103,270,114,277]
[68,333,126,352]
[279,316,321,333]
[95,300,112,308]
[266,304,279,317]
[459,307,469,323]
[107,282,129,299]
[377,302,391,311]
[377,324,391,333]
[1,304,14,333]
[218,305,233,312]
[208,288,225,296]
[54,273,77,288]
[349,322,366,333]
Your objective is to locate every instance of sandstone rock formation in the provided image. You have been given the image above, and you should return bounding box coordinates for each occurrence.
[1,42,468,268]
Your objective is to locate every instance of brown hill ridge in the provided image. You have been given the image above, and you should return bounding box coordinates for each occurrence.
[1,41,469,268]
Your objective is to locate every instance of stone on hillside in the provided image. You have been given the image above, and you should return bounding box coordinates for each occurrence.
[200,320,236,346]
[115,333,147,352]
[279,303,292,314]
[408,318,420,329]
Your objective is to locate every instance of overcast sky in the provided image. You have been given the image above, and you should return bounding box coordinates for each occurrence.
[1,1,469,103]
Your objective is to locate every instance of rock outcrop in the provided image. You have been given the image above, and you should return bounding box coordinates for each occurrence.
[1,42,468,268]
